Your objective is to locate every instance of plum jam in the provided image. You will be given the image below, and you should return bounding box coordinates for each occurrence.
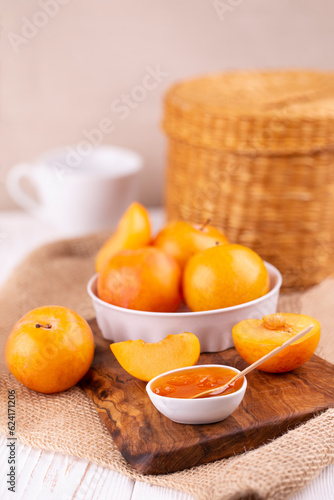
[151,366,244,398]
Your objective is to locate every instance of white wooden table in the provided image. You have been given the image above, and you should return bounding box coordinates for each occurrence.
[0,210,333,500]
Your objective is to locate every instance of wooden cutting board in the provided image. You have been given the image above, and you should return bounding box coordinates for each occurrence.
[80,319,334,475]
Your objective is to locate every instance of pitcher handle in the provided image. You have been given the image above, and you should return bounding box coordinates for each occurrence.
[6,163,41,214]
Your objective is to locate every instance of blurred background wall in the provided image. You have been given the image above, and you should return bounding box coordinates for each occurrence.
[1,0,334,209]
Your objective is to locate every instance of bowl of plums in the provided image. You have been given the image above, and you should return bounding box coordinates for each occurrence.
[87,202,282,352]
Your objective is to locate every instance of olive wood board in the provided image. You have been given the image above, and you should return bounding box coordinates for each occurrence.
[80,319,334,475]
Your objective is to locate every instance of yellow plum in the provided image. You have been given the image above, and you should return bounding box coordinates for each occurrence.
[153,220,229,270]
[97,247,182,312]
[95,202,151,272]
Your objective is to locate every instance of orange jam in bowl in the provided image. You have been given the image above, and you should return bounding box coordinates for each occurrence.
[151,365,244,399]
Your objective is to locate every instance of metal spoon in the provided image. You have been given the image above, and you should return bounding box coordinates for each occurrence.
[191,324,314,399]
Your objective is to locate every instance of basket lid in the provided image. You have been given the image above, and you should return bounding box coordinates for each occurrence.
[163,70,334,154]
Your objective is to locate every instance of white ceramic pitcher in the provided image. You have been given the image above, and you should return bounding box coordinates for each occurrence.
[6,145,143,235]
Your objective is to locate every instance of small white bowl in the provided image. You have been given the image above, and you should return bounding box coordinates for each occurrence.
[87,261,282,352]
[146,364,247,425]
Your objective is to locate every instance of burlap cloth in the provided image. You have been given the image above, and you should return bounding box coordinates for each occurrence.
[0,233,334,500]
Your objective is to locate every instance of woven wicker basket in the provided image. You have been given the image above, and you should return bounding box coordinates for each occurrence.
[162,70,334,289]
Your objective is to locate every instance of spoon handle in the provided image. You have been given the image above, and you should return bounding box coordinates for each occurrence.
[193,324,314,398]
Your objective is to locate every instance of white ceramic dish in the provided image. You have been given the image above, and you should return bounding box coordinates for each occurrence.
[87,261,282,352]
[146,364,247,424]
[6,145,143,235]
